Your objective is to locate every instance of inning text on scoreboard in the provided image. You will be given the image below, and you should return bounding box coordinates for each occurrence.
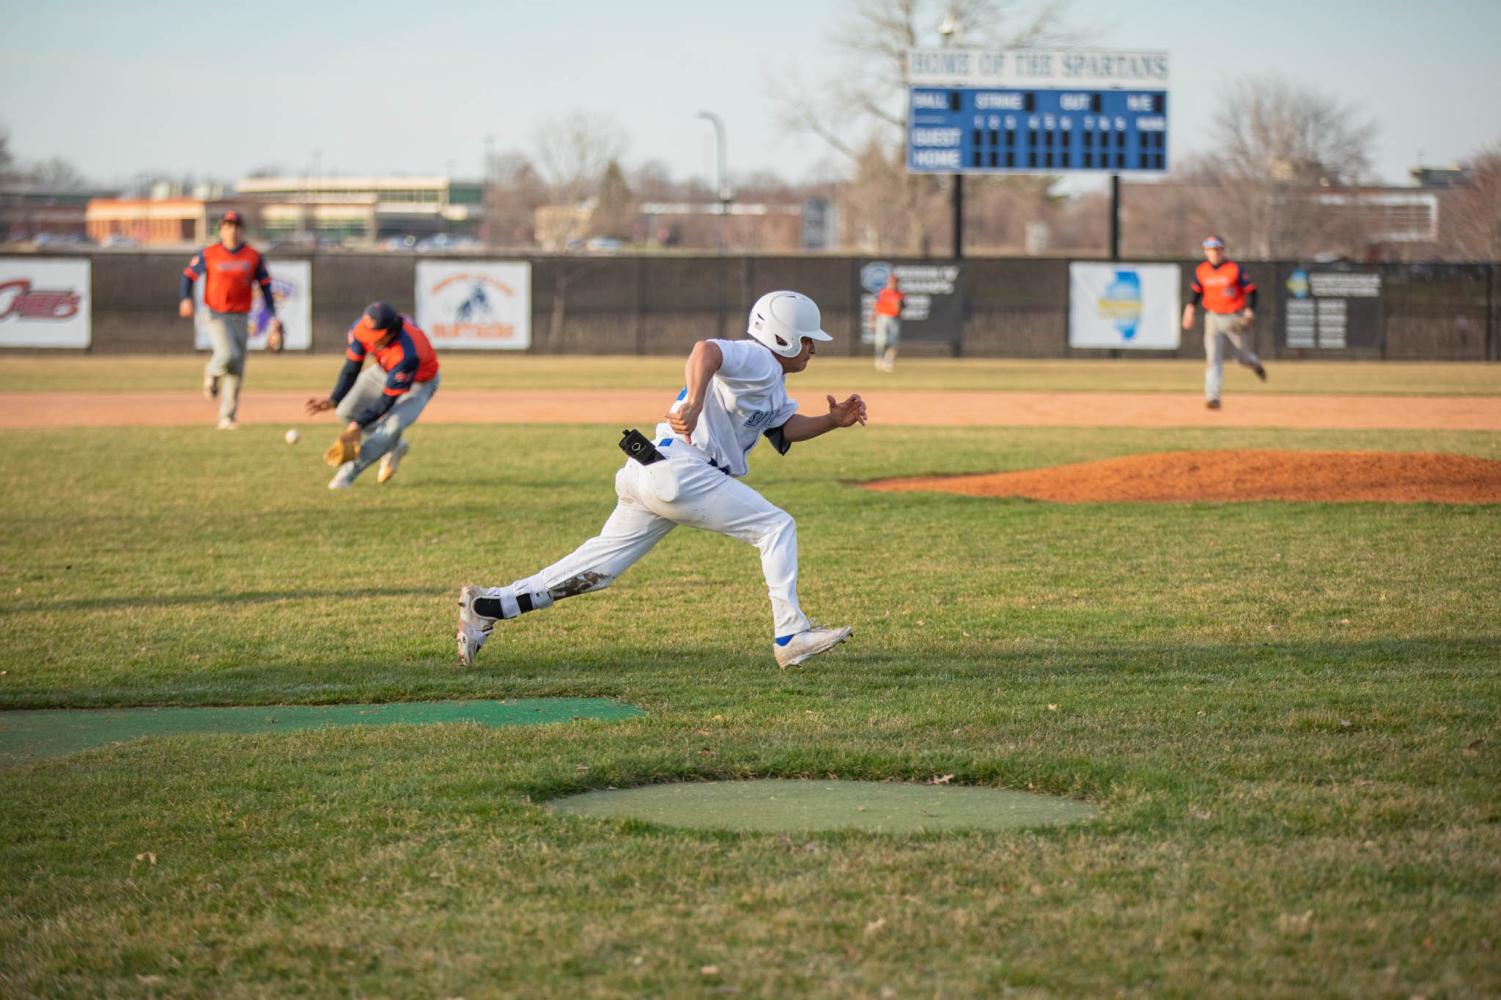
[907,87,1168,174]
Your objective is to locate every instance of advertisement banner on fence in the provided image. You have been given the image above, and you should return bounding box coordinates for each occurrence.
[1280,265,1383,350]
[193,260,311,351]
[415,261,531,350]
[1069,262,1181,349]
[0,257,91,348]
[858,260,964,344]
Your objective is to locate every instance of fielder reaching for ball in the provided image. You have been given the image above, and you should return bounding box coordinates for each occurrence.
[305,302,440,489]
[457,290,866,669]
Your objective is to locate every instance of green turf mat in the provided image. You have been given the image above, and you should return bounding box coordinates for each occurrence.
[549,779,1098,833]
[0,699,643,764]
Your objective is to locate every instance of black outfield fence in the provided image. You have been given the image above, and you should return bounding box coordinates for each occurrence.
[12,252,1501,361]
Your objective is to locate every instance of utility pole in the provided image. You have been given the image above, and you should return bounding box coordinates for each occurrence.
[939,5,962,260]
[1109,174,1121,260]
[696,111,731,254]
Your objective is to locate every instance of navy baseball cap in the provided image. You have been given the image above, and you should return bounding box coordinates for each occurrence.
[1201,235,1225,249]
[220,210,245,225]
[363,302,401,332]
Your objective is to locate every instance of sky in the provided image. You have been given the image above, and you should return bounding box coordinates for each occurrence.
[2,0,1498,194]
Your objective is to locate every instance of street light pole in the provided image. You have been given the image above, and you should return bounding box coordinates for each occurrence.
[696,110,730,253]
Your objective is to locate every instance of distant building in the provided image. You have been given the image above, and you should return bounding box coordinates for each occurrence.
[235,176,484,244]
[1409,165,1471,189]
[534,201,595,251]
[2,185,119,243]
[639,201,808,253]
[85,197,247,246]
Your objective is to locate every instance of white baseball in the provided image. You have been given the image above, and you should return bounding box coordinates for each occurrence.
[285,429,300,445]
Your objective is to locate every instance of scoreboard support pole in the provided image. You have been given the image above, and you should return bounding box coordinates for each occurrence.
[952,174,965,259]
[1109,173,1121,261]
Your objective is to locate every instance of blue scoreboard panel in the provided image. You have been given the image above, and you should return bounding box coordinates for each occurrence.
[907,87,1168,174]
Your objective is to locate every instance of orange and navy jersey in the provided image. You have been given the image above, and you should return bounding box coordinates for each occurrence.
[874,287,904,317]
[180,243,272,314]
[346,315,440,390]
[1191,260,1257,314]
[329,314,440,428]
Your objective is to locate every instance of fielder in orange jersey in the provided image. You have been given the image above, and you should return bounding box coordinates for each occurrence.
[1181,234,1266,409]
[870,274,904,372]
[305,302,441,490]
[178,210,282,429]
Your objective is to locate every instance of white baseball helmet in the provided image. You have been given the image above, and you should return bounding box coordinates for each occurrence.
[746,290,833,358]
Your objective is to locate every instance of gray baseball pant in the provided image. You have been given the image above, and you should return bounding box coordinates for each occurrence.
[335,367,440,479]
[204,311,249,422]
[1204,312,1261,403]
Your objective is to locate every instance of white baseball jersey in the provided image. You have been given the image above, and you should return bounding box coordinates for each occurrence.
[654,338,800,478]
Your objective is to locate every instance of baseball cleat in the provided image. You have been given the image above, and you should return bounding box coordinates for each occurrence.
[774,624,853,669]
[216,417,238,430]
[377,440,410,484]
[456,585,498,666]
[1254,363,1267,382]
[327,462,357,490]
[1206,399,1221,410]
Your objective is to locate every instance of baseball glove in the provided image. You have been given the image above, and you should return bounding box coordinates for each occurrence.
[323,430,360,467]
[1229,316,1253,334]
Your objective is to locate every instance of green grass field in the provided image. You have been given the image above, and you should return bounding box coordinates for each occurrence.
[2,371,1499,995]
[8,354,1501,395]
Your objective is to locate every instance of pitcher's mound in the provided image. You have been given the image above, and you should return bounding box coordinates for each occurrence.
[865,450,1501,503]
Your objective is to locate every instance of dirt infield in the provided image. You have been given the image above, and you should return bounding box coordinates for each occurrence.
[866,450,1501,503]
[3,389,1501,430]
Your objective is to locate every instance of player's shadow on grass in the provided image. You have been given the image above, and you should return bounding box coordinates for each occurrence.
[2,586,436,614]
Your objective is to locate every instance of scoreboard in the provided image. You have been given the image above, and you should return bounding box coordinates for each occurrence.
[907,87,1168,175]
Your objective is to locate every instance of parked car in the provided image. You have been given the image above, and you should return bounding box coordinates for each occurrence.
[32,232,94,248]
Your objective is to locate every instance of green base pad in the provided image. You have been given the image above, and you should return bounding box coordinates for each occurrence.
[0,698,643,763]
[550,779,1098,833]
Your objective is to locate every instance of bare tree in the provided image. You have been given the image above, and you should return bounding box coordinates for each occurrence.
[589,159,635,240]
[0,125,14,181]
[1445,144,1501,261]
[769,0,1083,253]
[484,150,548,247]
[25,156,90,191]
[1210,76,1374,187]
[532,110,627,204]
[1190,75,1377,258]
[629,160,679,202]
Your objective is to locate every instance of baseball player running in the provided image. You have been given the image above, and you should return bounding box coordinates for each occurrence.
[870,273,904,372]
[456,290,867,669]
[178,210,282,429]
[1181,234,1266,409]
[304,302,440,489]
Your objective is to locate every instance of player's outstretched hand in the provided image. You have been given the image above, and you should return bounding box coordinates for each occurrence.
[178,298,194,319]
[827,393,867,428]
[305,397,334,416]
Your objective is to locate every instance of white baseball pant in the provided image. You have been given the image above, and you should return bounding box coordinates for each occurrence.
[502,445,812,639]
[1204,312,1262,403]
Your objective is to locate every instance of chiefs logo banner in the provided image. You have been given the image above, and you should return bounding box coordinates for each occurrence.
[0,258,91,348]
